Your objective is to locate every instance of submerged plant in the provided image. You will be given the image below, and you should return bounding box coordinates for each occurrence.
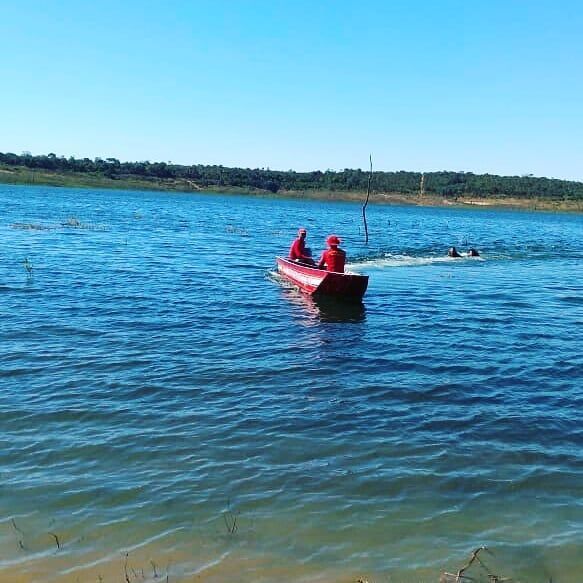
[226,224,248,236]
[11,222,52,230]
[59,216,109,231]
[23,257,33,277]
[62,216,82,227]
[223,499,239,535]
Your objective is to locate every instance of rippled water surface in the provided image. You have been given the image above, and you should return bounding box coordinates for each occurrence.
[1,185,582,582]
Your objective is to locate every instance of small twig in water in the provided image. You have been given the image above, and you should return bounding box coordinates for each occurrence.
[222,498,239,534]
[151,560,159,578]
[456,546,492,578]
[11,518,24,536]
[223,510,238,534]
[440,574,470,582]
[441,546,509,583]
[49,532,61,549]
[11,518,25,550]
[23,258,34,277]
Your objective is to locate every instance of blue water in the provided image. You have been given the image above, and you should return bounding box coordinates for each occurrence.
[1,184,582,582]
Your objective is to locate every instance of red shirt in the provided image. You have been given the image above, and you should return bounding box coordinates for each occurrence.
[318,247,346,273]
[289,237,310,261]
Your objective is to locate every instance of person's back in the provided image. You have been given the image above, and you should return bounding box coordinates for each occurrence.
[322,247,346,272]
[318,235,346,273]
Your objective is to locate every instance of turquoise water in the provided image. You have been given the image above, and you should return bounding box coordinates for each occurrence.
[1,184,582,582]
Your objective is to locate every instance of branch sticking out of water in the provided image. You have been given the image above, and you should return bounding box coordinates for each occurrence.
[223,511,238,534]
[49,532,61,550]
[10,518,24,536]
[362,154,372,244]
[10,518,25,550]
[151,560,159,578]
[440,546,516,583]
[223,505,239,535]
[23,258,33,277]
[222,498,239,535]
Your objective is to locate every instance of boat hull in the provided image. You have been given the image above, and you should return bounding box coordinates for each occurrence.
[276,257,368,301]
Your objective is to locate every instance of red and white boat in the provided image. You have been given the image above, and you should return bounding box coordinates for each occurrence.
[276,257,369,301]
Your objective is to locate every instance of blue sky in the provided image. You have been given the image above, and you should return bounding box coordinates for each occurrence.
[1,0,582,180]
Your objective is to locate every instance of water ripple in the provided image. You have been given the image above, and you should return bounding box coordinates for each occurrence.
[1,185,582,581]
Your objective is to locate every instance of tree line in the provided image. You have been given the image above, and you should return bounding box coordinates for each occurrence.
[1,151,582,200]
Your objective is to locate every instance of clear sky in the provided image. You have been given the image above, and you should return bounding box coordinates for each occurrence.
[1,0,582,180]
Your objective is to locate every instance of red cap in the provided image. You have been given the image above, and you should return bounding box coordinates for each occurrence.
[326,235,341,246]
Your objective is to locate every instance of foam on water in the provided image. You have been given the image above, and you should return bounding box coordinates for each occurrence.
[348,252,485,269]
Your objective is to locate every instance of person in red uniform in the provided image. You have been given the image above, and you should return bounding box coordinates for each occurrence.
[318,235,346,273]
[289,228,315,265]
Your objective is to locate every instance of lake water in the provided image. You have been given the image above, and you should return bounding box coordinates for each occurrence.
[0,184,582,582]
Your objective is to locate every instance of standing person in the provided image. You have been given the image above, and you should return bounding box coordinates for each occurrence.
[289,228,315,265]
[318,235,346,273]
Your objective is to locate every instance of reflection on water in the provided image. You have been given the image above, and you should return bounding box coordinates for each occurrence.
[282,287,367,323]
[312,295,366,323]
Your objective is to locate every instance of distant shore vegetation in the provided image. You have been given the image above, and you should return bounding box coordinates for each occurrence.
[1,151,582,211]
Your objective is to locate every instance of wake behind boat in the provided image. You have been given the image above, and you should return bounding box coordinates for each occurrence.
[276,257,369,301]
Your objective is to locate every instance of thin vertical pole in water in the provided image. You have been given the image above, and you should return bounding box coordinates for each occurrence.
[362,155,372,244]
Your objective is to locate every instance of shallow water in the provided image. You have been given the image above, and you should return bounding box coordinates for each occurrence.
[1,185,582,582]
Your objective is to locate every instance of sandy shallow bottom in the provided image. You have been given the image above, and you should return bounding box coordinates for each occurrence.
[0,534,557,583]
[0,546,373,583]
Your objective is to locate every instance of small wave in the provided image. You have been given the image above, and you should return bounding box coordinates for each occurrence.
[558,295,583,305]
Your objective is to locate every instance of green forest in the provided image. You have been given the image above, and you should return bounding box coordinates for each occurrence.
[1,151,582,202]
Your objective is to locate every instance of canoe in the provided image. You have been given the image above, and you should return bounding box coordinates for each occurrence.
[276,257,369,301]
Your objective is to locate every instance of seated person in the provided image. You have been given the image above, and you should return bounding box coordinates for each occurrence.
[289,228,315,265]
[448,246,462,258]
[318,235,346,273]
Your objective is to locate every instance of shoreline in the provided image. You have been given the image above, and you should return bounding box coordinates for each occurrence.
[1,166,581,213]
